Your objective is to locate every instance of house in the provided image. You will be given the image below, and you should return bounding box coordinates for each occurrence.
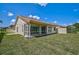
[14,16,67,37]
[56,25,67,34]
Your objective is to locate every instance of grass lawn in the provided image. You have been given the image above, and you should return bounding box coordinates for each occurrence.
[0,33,79,55]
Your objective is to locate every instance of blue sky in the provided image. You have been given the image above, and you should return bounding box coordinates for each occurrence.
[0,3,79,27]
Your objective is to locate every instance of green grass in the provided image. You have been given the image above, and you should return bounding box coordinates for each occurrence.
[0,33,79,55]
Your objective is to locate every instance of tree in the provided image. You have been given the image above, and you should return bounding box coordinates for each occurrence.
[0,20,3,25]
[0,20,3,29]
[67,23,79,33]
[67,25,76,33]
[0,20,3,43]
[73,23,79,28]
[73,23,79,32]
[0,20,3,23]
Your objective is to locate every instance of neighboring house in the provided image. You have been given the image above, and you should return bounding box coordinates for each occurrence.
[56,26,67,34]
[14,16,67,37]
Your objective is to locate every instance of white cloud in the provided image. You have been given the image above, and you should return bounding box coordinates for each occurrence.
[28,15,40,19]
[11,19,15,22]
[38,3,48,7]
[32,15,40,19]
[29,15,33,18]
[10,19,16,25]
[53,21,57,23]
[8,12,14,16]
[63,24,67,26]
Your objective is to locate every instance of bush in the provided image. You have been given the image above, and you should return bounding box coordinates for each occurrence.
[0,28,6,43]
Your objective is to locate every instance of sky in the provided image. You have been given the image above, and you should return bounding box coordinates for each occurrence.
[0,3,79,27]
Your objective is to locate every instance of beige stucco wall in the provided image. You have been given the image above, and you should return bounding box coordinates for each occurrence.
[15,18,29,37]
[57,27,67,34]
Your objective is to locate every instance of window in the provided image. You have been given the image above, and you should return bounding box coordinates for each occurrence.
[24,24,28,31]
[16,27,18,32]
[24,24,28,35]
[41,27,46,34]
[48,27,52,33]
[30,25,39,34]
[22,25,24,32]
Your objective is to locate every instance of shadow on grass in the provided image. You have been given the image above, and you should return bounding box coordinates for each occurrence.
[35,33,56,38]
[0,29,6,43]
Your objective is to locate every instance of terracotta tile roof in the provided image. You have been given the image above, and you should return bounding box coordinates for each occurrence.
[14,16,66,28]
[16,16,56,26]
